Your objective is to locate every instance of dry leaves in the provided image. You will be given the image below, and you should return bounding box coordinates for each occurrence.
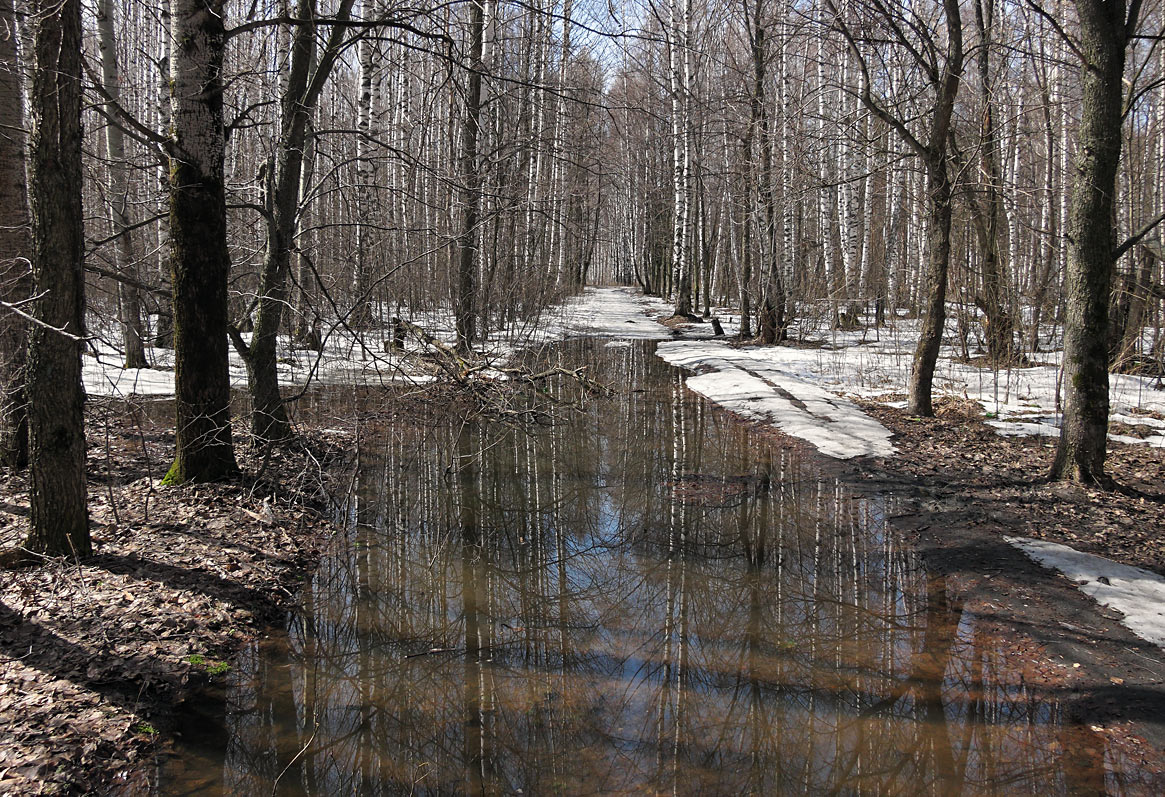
[0,404,350,795]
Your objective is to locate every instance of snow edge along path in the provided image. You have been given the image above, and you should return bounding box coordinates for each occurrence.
[656,340,896,460]
[1005,535,1165,649]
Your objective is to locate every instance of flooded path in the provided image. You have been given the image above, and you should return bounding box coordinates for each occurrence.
[163,341,1148,794]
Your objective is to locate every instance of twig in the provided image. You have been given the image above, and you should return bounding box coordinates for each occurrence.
[270,726,318,796]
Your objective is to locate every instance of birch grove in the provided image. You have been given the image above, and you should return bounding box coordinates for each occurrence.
[0,0,1161,482]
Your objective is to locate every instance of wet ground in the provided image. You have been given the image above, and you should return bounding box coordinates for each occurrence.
[159,340,1165,795]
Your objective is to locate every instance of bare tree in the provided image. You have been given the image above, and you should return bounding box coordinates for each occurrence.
[163,0,239,484]
[1050,0,1144,484]
[96,0,148,369]
[828,0,964,416]
[232,0,355,443]
[24,0,89,556]
[453,0,487,352]
[0,0,30,469]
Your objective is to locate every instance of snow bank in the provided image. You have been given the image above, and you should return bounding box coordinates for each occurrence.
[667,317,1165,449]
[656,340,896,460]
[1005,536,1165,649]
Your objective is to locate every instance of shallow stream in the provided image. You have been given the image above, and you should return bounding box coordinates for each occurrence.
[162,340,1134,795]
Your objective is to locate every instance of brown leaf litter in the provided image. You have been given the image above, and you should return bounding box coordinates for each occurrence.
[0,399,351,796]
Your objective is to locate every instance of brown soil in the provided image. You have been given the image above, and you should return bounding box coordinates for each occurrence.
[856,396,1165,576]
[0,400,351,796]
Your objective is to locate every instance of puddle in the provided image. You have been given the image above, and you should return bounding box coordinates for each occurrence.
[160,340,1145,794]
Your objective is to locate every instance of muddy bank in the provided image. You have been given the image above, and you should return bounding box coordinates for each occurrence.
[0,400,352,796]
[861,399,1165,771]
[732,392,1165,781]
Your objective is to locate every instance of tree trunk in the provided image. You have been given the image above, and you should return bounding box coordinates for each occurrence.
[908,157,953,416]
[668,0,694,319]
[454,0,486,352]
[241,0,353,443]
[350,0,378,332]
[0,0,30,470]
[163,0,239,484]
[96,0,148,369]
[1050,0,1134,484]
[24,0,89,556]
[971,0,1015,365]
[830,0,962,415]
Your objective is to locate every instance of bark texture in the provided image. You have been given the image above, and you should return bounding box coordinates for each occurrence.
[1050,0,1135,484]
[454,0,486,352]
[24,0,89,556]
[240,0,353,443]
[164,0,239,484]
[0,0,30,469]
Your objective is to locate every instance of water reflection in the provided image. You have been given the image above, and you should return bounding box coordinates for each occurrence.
[166,341,1144,795]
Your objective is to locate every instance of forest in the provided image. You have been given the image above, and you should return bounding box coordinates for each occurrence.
[2,0,1165,793]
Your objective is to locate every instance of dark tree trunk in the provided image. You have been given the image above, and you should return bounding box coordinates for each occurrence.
[97,0,148,370]
[163,0,239,484]
[454,0,485,353]
[1050,0,1137,484]
[1108,248,1153,367]
[0,0,30,470]
[908,158,953,417]
[240,0,354,443]
[738,144,752,340]
[24,0,89,556]
[830,0,962,416]
[746,0,786,345]
[971,0,1015,365]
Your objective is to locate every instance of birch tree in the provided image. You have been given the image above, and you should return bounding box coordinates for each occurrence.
[668,0,695,319]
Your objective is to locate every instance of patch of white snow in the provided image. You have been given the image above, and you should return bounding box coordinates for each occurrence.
[1005,536,1165,649]
[657,340,895,459]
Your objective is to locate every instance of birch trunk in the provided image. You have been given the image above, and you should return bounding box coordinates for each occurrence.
[96,0,148,369]
[668,0,694,318]
[351,0,378,331]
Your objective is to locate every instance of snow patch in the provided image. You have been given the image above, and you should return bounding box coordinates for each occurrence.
[1005,536,1165,649]
[535,286,673,341]
[657,340,895,460]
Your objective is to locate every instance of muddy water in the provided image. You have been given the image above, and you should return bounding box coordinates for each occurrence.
[163,340,1132,795]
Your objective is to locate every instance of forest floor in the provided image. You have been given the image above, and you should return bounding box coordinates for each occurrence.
[0,401,352,796]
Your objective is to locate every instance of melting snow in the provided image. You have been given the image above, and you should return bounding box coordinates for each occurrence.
[80,287,1165,455]
[656,340,895,459]
[1005,536,1165,649]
